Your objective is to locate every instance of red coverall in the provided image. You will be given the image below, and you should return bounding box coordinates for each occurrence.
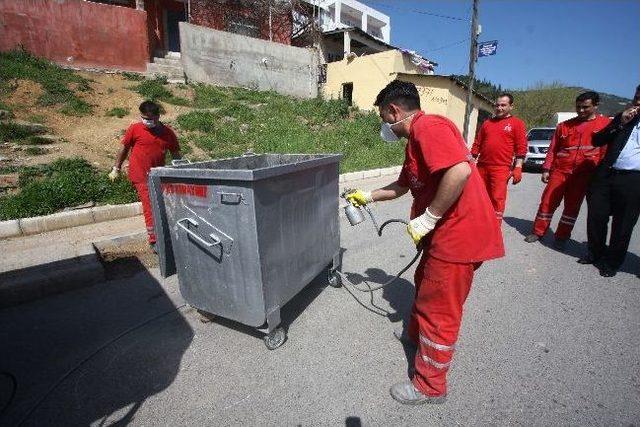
[471,116,527,222]
[122,122,179,244]
[398,112,505,397]
[531,115,611,240]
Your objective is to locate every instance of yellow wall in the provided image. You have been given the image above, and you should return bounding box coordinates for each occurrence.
[322,51,494,145]
[322,50,418,110]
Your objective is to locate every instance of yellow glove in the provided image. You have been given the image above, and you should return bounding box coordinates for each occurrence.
[108,166,120,182]
[344,189,373,207]
[406,207,441,246]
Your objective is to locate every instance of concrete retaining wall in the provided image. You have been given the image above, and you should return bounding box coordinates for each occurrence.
[180,22,318,99]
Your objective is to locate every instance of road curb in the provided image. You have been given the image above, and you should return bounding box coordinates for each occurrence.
[0,246,105,309]
[0,165,401,239]
[0,202,143,240]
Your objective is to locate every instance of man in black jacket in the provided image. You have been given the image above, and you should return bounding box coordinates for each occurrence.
[579,84,640,277]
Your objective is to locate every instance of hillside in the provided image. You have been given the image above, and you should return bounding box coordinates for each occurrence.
[0,50,405,219]
[451,75,632,128]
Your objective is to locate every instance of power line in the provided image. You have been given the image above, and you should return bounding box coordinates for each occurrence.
[364,0,469,22]
[424,37,470,53]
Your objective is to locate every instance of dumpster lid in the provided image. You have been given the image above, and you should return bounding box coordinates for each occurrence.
[150,153,341,181]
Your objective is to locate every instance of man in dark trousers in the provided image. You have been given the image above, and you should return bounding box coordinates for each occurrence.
[579,84,640,277]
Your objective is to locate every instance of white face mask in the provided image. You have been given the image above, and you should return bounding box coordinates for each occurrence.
[380,114,415,143]
[141,118,157,128]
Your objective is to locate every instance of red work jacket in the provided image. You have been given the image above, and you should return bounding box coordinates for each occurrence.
[398,112,505,264]
[542,115,611,174]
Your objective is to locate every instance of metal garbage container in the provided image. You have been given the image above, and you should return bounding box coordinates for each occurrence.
[148,153,342,349]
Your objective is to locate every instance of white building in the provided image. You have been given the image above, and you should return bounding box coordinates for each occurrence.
[303,0,391,44]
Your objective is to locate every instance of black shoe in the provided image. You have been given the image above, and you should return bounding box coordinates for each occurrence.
[524,234,540,243]
[553,239,567,251]
[577,254,598,264]
[599,265,617,277]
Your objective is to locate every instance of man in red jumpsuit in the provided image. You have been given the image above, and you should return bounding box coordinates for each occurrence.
[524,92,611,249]
[109,101,181,250]
[471,93,528,223]
[345,80,504,404]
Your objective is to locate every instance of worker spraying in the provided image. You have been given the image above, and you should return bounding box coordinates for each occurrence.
[345,81,504,405]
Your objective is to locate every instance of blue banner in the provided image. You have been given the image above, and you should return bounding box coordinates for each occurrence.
[478,40,498,57]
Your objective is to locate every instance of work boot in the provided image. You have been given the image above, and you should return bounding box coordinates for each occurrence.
[389,380,447,405]
[524,234,540,243]
[599,264,617,278]
[394,327,417,348]
[553,238,567,251]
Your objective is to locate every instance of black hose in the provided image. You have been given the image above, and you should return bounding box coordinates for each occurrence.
[337,205,423,293]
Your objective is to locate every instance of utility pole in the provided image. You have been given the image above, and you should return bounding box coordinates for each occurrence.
[462,0,480,144]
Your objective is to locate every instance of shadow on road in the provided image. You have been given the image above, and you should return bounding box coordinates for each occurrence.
[503,215,640,277]
[0,260,193,426]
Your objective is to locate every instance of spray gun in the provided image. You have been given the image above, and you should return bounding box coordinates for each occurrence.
[338,189,423,293]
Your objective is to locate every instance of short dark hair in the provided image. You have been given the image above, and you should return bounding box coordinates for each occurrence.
[576,91,599,105]
[139,100,160,116]
[636,84,640,92]
[374,80,421,110]
[497,93,514,104]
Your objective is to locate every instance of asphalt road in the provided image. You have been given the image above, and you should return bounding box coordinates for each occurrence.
[1,171,639,426]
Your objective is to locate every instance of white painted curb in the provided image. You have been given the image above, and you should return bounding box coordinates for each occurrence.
[0,165,402,239]
[0,202,142,239]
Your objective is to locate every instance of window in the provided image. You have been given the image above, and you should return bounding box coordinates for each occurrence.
[342,83,353,106]
[527,129,555,141]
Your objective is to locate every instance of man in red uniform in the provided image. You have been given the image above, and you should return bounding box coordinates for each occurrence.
[471,93,528,223]
[109,101,181,250]
[524,92,611,250]
[345,80,504,405]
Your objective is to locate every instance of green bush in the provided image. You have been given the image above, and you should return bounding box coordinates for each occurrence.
[131,76,191,106]
[177,111,217,133]
[0,48,93,115]
[0,158,138,220]
[105,107,130,118]
[0,122,45,142]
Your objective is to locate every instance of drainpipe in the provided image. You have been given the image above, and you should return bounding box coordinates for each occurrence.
[187,0,191,22]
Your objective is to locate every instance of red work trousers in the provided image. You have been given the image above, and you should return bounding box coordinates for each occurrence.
[477,165,512,223]
[407,254,481,397]
[532,170,591,240]
[134,182,156,244]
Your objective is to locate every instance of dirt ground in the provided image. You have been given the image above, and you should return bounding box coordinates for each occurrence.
[2,71,205,169]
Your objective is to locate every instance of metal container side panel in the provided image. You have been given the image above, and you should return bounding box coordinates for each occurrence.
[148,172,176,278]
[254,162,341,315]
[160,178,266,327]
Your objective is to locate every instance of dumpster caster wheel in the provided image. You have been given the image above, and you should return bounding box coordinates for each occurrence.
[264,327,287,350]
[328,270,341,288]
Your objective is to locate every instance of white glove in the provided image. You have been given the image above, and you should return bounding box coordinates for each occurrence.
[407,207,441,246]
[108,166,120,182]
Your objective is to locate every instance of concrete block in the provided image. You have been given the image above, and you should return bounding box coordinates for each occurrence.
[362,169,382,179]
[91,202,142,223]
[180,22,317,99]
[19,210,94,236]
[0,220,21,239]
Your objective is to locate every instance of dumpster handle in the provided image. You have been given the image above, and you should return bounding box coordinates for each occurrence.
[176,218,222,247]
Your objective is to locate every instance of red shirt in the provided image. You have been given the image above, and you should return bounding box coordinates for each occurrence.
[471,115,528,167]
[121,122,179,184]
[542,115,611,173]
[398,112,505,263]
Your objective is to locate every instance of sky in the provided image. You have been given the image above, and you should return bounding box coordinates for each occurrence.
[361,0,640,98]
